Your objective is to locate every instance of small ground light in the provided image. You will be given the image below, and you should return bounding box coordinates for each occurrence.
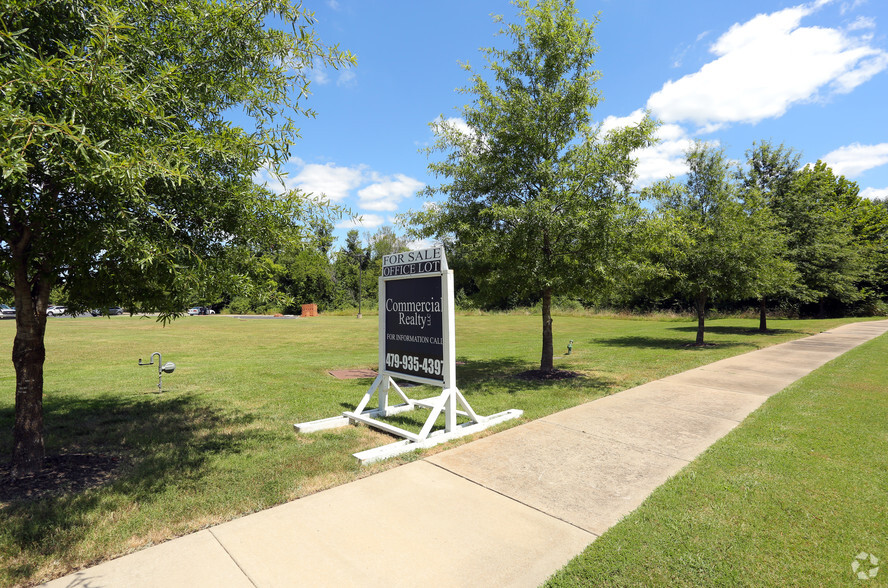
[138,352,175,393]
[567,340,573,355]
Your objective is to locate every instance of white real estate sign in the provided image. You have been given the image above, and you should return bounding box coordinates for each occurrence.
[295,246,521,464]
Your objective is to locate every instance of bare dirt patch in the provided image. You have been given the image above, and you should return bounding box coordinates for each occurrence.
[0,454,123,504]
[516,369,582,381]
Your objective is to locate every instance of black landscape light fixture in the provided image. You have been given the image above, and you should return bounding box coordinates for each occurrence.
[138,351,176,393]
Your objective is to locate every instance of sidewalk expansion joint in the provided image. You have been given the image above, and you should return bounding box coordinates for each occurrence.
[424,459,599,538]
[209,529,258,588]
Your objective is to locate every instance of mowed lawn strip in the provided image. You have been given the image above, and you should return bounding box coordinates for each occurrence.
[0,314,877,586]
[545,329,888,587]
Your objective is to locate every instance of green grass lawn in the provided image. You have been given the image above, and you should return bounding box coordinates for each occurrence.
[545,325,888,587]
[0,313,877,586]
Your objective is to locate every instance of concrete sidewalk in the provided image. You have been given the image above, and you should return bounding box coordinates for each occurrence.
[44,320,888,588]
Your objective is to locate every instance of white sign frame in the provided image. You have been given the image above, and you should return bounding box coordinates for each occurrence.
[295,247,522,464]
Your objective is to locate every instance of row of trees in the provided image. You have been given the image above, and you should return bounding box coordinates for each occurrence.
[431,141,888,340]
[621,142,888,343]
[407,0,888,370]
[219,225,409,315]
[197,0,888,363]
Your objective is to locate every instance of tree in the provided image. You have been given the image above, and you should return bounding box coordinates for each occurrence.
[411,0,655,372]
[775,162,862,316]
[651,142,784,344]
[1,0,353,475]
[366,225,410,262]
[846,195,888,309]
[363,225,410,295]
[740,141,800,330]
[332,229,371,310]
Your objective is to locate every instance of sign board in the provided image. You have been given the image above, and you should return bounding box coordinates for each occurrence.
[380,247,451,385]
[295,244,523,465]
[381,247,444,278]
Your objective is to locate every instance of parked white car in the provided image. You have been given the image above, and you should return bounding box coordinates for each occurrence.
[47,305,68,316]
[0,304,15,318]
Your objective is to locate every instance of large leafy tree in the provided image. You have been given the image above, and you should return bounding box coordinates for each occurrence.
[411,0,655,372]
[845,194,888,308]
[1,0,353,475]
[740,141,800,330]
[651,142,785,344]
[775,161,862,316]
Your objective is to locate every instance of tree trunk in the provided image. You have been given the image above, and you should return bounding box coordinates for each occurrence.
[759,297,768,332]
[10,235,51,477]
[540,287,554,372]
[694,293,707,345]
[12,313,47,476]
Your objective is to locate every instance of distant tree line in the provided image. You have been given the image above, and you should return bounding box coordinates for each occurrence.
[194,224,411,315]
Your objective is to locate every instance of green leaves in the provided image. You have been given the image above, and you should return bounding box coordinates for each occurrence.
[416,0,655,301]
[651,142,790,310]
[411,0,655,368]
[0,0,353,314]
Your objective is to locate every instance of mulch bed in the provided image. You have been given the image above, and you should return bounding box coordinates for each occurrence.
[0,454,123,504]
[516,369,582,381]
[328,368,378,379]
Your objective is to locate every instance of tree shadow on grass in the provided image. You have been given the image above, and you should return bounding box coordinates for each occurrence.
[593,335,749,350]
[456,356,613,396]
[668,325,801,336]
[0,393,261,584]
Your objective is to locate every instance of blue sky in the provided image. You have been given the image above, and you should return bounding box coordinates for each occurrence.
[249,0,888,247]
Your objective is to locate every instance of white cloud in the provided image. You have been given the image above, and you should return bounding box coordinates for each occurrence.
[291,162,365,202]
[254,158,424,218]
[840,0,867,16]
[647,2,888,128]
[633,138,696,187]
[309,56,330,85]
[309,59,358,89]
[847,16,876,31]
[860,186,888,200]
[600,110,697,186]
[407,238,434,251]
[431,116,485,146]
[860,186,888,199]
[336,214,385,230]
[436,116,473,136]
[821,142,888,177]
[254,158,366,202]
[357,174,425,211]
[599,109,646,137]
[252,157,307,194]
[337,68,357,87]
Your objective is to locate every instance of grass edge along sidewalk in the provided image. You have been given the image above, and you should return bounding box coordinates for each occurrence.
[545,330,888,587]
